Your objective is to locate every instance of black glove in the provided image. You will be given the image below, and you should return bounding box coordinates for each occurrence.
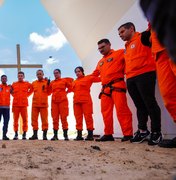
[47,78,50,86]
[141,30,151,47]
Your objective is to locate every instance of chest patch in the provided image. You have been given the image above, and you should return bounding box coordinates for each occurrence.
[107,57,113,62]
[130,44,135,49]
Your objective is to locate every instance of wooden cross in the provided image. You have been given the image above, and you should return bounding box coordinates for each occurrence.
[0,44,42,135]
[0,44,42,71]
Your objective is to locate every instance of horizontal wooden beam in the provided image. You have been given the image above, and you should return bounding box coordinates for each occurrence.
[20,64,42,68]
[0,64,42,68]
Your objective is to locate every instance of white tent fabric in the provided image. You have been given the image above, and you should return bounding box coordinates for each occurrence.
[41,0,136,61]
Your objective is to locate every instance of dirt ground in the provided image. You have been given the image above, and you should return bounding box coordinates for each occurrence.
[0,139,175,180]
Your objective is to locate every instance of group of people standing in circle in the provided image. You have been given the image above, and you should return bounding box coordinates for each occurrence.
[0,21,176,148]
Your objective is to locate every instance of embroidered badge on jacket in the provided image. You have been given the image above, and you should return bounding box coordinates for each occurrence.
[130,44,135,49]
[107,57,113,62]
[99,61,104,66]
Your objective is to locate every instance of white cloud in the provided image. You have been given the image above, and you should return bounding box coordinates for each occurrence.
[46,57,59,65]
[29,22,67,51]
[21,60,29,64]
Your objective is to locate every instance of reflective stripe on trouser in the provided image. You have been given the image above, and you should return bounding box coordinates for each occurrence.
[156,50,176,121]
[74,101,94,131]
[101,91,133,135]
[12,106,28,132]
[51,100,68,130]
[31,107,48,130]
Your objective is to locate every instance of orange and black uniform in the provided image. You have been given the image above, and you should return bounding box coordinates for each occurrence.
[31,79,51,131]
[0,84,11,136]
[72,75,100,131]
[50,78,73,131]
[12,81,33,132]
[92,49,133,136]
[125,32,161,133]
[151,31,176,122]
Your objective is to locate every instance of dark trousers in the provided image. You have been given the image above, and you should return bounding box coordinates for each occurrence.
[0,108,10,136]
[127,71,161,132]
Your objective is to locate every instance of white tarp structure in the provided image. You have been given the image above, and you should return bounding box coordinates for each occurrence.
[41,0,136,61]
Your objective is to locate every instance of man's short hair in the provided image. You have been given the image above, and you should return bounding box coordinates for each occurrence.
[1,75,7,79]
[18,71,25,76]
[37,69,44,74]
[118,22,136,32]
[97,39,111,45]
[54,69,61,74]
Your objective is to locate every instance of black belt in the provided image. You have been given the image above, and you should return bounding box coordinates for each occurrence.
[99,78,126,99]
[102,78,124,88]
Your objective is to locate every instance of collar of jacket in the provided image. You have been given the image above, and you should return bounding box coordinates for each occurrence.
[125,32,140,47]
[77,75,85,80]
[103,49,114,58]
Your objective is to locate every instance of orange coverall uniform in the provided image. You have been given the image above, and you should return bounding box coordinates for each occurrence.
[12,81,33,132]
[0,84,11,135]
[31,79,51,131]
[50,78,73,130]
[151,31,176,121]
[0,84,11,107]
[72,75,100,131]
[92,49,133,136]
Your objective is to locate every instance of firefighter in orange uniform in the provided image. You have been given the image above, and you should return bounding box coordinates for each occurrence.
[149,30,176,148]
[118,22,162,145]
[11,71,33,140]
[29,69,51,140]
[92,39,133,142]
[151,31,176,122]
[73,66,100,141]
[0,75,12,140]
[50,69,73,140]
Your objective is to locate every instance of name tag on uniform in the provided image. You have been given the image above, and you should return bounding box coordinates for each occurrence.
[99,61,104,66]
[107,57,113,62]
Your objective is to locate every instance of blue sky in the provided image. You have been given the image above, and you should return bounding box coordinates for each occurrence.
[0,0,81,84]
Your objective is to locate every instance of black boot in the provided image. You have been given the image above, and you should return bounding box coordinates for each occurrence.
[22,131,27,140]
[121,135,133,142]
[3,131,9,140]
[51,130,58,141]
[13,131,18,140]
[43,130,48,140]
[29,130,38,140]
[63,129,69,141]
[74,130,84,141]
[95,135,114,142]
[85,130,94,141]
